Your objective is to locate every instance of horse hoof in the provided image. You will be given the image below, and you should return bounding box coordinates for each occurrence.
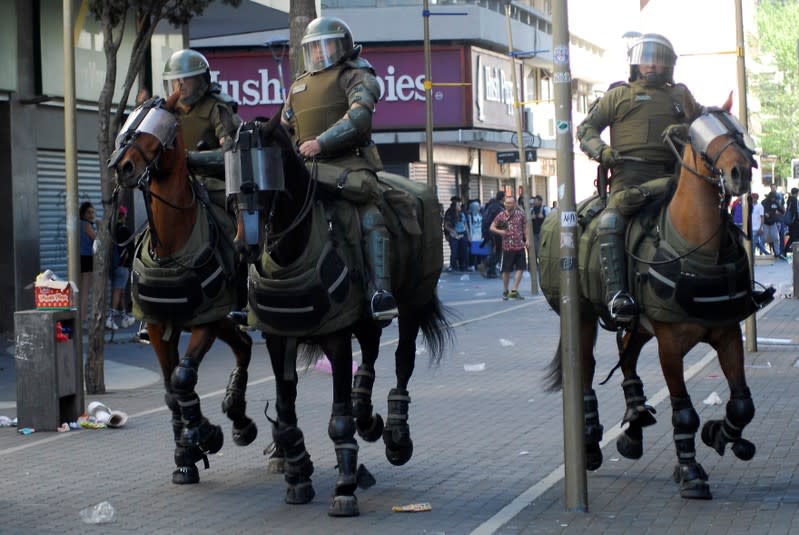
[385,442,413,466]
[673,464,712,500]
[616,433,643,460]
[356,413,384,442]
[328,495,359,517]
[172,465,199,485]
[199,423,224,454]
[680,480,713,500]
[732,439,756,461]
[233,420,258,446]
[285,482,315,504]
[586,442,603,471]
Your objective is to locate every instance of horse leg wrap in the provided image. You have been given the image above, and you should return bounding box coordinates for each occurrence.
[621,377,657,427]
[165,392,205,484]
[178,392,224,455]
[352,367,384,442]
[583,390,604,471]
[382,388,413,466]
[701,386,756,460]
[273,421,315,504]
[221,367,257,446]
[670,396,711,499]
[329,404,359,494]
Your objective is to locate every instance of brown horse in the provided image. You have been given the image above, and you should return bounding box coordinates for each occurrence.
[541,98,768,500]
[228,114,451,516]
[110,92,257,484]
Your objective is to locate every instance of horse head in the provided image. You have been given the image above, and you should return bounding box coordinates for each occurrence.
[229,115,309,265]
[109,92,182,189]
[679,98,757,198]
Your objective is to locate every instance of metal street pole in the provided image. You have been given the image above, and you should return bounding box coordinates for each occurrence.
[736,0,757,352]
[63,0,79,317]
[552,0,587,512]
[423,0,436,188]
[503,1,537,295]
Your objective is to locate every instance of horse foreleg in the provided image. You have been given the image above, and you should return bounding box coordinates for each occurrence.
[616,331,656,460]
[383,308,418,466]
[701,326,756,461]
[351,317,384,442]
[266,335,315,504]
[216,318,257,446]
[324,331,364,517]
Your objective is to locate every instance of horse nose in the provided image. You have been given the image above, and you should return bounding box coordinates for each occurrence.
[119,160,135,180]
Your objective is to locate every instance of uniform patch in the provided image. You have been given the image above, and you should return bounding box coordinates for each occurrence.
[634,94,653,102]
[291,83,307,94]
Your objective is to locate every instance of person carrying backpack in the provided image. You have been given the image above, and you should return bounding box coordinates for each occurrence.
[481,191,506,278]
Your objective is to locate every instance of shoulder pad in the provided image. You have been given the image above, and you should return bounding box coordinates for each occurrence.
[344,57,376,75]
[209,91,238,112]
[607,81,628,90]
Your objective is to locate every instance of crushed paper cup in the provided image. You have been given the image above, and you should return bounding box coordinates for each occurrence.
[392,502,432,513]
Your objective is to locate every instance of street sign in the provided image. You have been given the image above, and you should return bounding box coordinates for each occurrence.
[511,131,542,148]
[496,149,537,164]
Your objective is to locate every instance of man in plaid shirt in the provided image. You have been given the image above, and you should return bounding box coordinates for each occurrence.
[489,196,528,300]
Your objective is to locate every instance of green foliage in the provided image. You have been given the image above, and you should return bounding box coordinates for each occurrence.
[753,0,799,181]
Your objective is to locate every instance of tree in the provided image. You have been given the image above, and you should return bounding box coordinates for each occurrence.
[86,0,240,394]
[753,1,799,184]
[288,0,317,81]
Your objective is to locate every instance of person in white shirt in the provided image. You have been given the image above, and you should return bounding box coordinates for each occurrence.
[751,193,769,255]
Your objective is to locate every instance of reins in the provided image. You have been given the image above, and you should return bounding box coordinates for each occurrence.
[263,155,318,253]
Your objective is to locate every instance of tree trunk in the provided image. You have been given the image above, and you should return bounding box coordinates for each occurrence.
[288,0,317,82]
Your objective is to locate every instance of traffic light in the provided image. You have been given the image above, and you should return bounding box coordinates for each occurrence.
[792,158,799,180]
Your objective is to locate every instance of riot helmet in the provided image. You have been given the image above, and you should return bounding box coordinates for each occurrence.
[162,49,211,105]
[301,17,356,74]
[627,33,677,86]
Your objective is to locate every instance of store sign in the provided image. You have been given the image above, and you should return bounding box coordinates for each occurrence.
[205,46,470,129]
[472,47,523,131]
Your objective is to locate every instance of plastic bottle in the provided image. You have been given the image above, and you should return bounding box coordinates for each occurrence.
[79,501,115,524]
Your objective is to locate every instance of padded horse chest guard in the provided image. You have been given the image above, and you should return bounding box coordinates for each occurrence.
[540,184,757,327]
[131,200,239,326]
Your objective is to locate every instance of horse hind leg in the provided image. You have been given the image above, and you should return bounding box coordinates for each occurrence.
[165,391,208,484]
[701,385,756,461]
[219,321,257,446]
[351,319,384,442]
[616,376,657,460]
[583,389,604,471]
[328,402,361,517]
[671,396,712,499]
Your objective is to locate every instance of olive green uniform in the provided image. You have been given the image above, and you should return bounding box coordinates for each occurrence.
[283,58,396,321]
[177,87,242,208]
[576,79,702,319]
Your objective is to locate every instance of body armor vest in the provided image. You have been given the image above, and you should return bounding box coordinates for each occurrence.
[610,84,684,162]
[290,67,349,145]
[178,93,228,151]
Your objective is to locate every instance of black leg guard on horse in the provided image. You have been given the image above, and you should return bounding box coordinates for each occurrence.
[328,403,360,517]
[670,396,711,500]
[352,367,384,442]
[272,420,315,505]
[616,377,657,460]
[383,388,413,466]
[583,390,604,471]
[171,358,224,457]
[165,392,208,485]
[701,386,756,461]
[221,367,257,446]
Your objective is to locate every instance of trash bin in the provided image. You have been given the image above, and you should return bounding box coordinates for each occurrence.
[14,309,84,431]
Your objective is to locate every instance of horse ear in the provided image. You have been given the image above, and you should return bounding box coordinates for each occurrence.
[722,91,733,113]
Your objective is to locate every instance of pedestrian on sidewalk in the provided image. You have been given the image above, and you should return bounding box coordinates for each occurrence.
[481,190,505,278]
[107,205,136,330]
[490,195,528,300]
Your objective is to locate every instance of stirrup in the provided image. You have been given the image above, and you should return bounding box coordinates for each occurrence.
[371,290,398,322]
[609,291,639,324]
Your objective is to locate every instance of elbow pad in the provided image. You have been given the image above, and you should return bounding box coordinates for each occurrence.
[317,106,372,154]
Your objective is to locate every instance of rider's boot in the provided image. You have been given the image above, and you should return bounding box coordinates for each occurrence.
[360,205,398,327]
[597,208,639,326]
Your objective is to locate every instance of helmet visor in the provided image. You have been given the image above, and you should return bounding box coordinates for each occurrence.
[629,42,676,67]
[301,36,346,73]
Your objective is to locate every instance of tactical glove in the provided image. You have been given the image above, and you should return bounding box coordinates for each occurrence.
[662,123,688,143]
[600,146,619,168]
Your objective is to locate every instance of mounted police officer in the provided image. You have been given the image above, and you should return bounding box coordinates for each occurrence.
[576,33,702,326]
[162,48,242,210]
[281,16,398,325]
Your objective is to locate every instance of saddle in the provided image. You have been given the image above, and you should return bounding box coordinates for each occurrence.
[540,179,758,327]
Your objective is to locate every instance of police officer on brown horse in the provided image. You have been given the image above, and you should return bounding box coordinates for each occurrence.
[281,16,398,326]
[163,48,242,210]
[576,33,702,326]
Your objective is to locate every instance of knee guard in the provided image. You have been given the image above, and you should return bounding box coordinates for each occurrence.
[360,205,391,292]
[621,377,657,427]
[328,403,356,442]
[671,397,700,433]
[170,357,199,394]
[583,390,604,443]
[727,387,755,428]
[596,209,628,300]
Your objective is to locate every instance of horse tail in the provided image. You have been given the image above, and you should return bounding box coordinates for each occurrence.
[416,295,455,364]
[544,338,564,392]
